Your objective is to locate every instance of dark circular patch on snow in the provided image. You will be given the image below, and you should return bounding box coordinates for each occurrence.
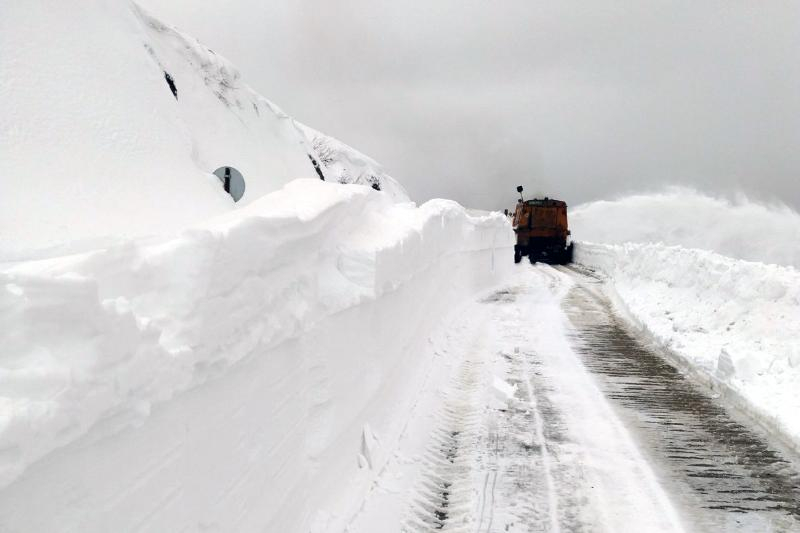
[213,166,245,202]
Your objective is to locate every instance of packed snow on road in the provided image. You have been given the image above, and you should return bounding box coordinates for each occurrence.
[2,1,800,532]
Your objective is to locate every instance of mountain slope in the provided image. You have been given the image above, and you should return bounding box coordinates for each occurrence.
[0,0,405,261]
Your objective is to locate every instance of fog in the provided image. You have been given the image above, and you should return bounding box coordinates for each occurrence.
[138,1,800,211]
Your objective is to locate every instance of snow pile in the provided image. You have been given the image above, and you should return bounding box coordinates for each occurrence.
[0,179,513,531]
[576,242,800,448]
[571,188,800,268]
[0,1,405,261]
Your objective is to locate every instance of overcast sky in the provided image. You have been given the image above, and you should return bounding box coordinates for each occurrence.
[138,1,800,210]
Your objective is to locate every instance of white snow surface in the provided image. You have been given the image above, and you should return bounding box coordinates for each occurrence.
[576,242,800,450]
[4,0,799,526]
[349,266,685,533]
[0,179,512,531]
[0,0,407,262]
[571,188,800,268]
[298,122,408,198]
[572,188,800,449]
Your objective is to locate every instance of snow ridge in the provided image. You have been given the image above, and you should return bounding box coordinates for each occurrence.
[297,122,409,202]
[571,188,800,268]
[576,242,800,450]
[0,180,512,525]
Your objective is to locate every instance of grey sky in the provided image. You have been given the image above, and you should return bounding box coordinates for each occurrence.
[138,1,800,211]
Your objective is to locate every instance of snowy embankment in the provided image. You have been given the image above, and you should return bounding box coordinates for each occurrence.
[0,179,513,531]
[0,1,406,261]
[571,187,800,268]
[575,242,800,451]
[0,1,511,530]
[573,189,800,449]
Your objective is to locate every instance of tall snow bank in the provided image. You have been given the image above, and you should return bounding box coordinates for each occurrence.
[0,1,406,261]
[0,179,512,531]
[576,242,800,449]
[571,188,800,268]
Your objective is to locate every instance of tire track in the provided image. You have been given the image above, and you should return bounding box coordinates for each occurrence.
[402,360,483,532]
[401,282,592,532]
[561,274,800,532]
[474,283,592,532]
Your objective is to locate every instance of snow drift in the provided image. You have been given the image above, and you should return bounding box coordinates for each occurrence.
[571,188,800,268]
[0,1,405,261]
[576,242,800,451]
[0,179,513,531]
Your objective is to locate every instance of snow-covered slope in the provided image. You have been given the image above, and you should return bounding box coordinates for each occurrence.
[576,243,800,452]
[571,189,800,268]
[298,122,408,199]
[0,179,512,531]
[0,1,405,261]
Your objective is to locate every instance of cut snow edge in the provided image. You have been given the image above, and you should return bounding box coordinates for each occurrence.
[575,241,800,457]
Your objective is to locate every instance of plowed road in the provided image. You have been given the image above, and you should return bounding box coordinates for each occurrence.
[349,266,800,533]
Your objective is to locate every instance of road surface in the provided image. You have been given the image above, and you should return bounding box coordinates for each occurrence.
[348,265,800,532]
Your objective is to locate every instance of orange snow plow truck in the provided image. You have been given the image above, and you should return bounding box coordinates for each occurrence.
[511,186,573,264]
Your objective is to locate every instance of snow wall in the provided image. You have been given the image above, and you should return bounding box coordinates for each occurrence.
[576,242,800,453]
[0,179,514,531]
[0,1,406,262]
[571,188,800,268]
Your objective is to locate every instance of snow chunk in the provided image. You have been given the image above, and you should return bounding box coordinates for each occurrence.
[491,375,517,405]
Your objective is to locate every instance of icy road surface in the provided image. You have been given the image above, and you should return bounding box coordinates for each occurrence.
[348,266,800,532]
